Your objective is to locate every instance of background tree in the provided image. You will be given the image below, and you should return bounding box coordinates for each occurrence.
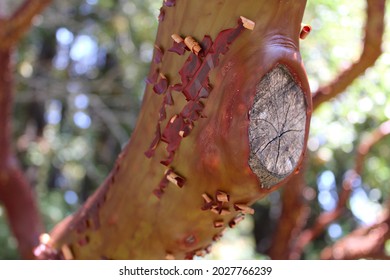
[0,0,389,259]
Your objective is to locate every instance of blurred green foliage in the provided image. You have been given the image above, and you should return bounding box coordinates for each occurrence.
[0,0,389,259]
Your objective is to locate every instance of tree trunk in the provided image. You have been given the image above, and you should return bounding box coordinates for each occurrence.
[47,0,311,260]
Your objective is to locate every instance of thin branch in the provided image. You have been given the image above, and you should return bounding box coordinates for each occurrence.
[0,0,52,50]
[321,208,390,259]
[312,0,385,110]
[291,120,390,258]
[289,171,355,258]
[355,120,390,174]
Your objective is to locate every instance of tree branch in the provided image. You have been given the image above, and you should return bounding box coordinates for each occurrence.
[268,0,386,260]
[293,120,390,259]
[355,120,390,174]
[289,171,355,258]
[0,49,44,259]
[0,0,52,50]
[0,0,52,259]
[0,164,44,259]
[312,0,385,110]
[321,208,390,259]
[46,0,311,259]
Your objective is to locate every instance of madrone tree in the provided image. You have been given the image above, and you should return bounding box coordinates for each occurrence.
[0,0,386,259]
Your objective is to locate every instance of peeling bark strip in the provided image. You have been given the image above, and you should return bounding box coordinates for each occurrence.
[299,24,311,40]
[158,20,246,166]
[163,0,176,7]
[146,19,248,198]
[249,65,306,188]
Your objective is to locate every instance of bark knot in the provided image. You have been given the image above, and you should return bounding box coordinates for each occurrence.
[249,65,306,187]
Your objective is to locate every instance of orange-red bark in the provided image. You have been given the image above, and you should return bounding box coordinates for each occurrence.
[48,0,311,259]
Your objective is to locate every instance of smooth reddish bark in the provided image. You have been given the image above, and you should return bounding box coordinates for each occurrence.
[47,0,311,259]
